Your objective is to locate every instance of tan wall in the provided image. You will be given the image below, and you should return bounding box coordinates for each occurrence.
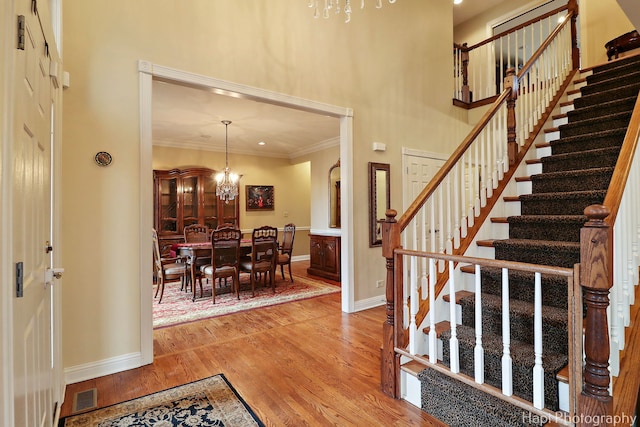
[60,0,469,370]
[152,146,311,257]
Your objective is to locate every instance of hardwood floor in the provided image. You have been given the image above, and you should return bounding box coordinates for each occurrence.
[60,261,443,426]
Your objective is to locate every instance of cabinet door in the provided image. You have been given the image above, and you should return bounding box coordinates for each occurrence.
[202,175,218,229]
[323,238,339,273]
[309,237,324,270]
[158,177,178,233]
[182,176,199,227]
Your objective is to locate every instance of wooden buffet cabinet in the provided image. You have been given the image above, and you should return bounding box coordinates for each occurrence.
[153,167,239,254]
[307,234,341,281]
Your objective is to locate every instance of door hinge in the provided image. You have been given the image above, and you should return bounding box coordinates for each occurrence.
[32,0,37,14]
[17,15,25,50]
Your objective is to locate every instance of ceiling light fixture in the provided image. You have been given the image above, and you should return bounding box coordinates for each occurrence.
[309,0,396,23]
[215,120,239,202]
[453,0,462,4]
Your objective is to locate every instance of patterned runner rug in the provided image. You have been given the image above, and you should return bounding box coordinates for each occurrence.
[58,374,264,427]
[153,273,340,328]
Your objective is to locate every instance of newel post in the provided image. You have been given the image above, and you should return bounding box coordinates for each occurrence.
[505,67,519,165]
[568,0,580,70]
[461,43,470,103]
[578,205,613,426]
[381,209,401,397]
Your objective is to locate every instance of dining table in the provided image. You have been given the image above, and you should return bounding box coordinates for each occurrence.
[172,240,252,300]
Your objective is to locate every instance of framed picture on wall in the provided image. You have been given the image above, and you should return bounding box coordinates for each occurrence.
[246,185,274,211]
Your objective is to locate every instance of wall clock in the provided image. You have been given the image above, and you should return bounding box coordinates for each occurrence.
[94,151,112,167]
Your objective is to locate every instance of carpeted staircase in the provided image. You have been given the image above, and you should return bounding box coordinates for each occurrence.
[418,54,640,426]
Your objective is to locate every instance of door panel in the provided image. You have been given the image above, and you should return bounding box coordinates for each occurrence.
[12,0,54,425]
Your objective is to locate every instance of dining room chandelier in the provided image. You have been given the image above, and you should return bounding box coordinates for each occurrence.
[309,0,396,23]
[215,120,239,202]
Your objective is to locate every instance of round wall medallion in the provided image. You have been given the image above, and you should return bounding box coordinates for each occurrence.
[94,151,112,167]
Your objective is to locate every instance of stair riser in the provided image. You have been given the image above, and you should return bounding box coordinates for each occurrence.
[459,303,569,354]
[479,272,568,309]
[441,340,562,410]
[549,130,625,154]
[531,170,613,193]
[418,370,546,426]
[559,113,631,138]
[581,71,640,95]
[574,84,640,109]
[592,55,640,74]
[567,97,636,122]
[494,244,579,268]
[519,194,606,215]
[508,222,583,242]
[542,149,621,173]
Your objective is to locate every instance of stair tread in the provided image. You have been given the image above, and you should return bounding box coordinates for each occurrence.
[442,291,474,304]
[541,145,621,162]
[400,360,425,376]
[519,189,607,200]
[544,127,560,133]
[476,239,495,247]
[535,142,551,148]
[532,166,614,179]
[423,320,452,337]
[493,238,580,249]
[490,217,508,223]
[525,158,541,164]
[507,214,587,223]
[515,176,531,182]
[503,195,520,202]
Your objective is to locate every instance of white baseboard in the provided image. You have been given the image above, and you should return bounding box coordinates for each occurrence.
[353,294,386,312]
[64,352,143,385]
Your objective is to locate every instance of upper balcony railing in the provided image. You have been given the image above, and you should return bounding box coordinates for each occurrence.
[454,3,578,105]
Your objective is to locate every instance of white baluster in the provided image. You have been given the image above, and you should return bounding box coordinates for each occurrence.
[429,258,438,363]
[501,267,513,396]
[474,264,484,384]
[449,260,460,373]
[532,272,544,409]
[454,163,461,248]
[409,256,418,355]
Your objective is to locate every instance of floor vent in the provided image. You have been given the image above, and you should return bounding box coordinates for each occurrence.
[72,388,97,414]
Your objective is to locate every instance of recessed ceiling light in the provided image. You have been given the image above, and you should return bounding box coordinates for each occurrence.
[453,0,463,4]
[258,141,266,146]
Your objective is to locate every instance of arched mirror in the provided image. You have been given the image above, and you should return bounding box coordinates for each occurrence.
[369,162,390,247]
[329,160,341,228]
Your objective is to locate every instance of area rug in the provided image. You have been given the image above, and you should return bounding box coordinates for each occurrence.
[58,374,264,427]
[154,273,340,328]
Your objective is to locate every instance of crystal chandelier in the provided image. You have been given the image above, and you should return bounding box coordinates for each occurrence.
[309,0,396,23]
[215,120,239,202]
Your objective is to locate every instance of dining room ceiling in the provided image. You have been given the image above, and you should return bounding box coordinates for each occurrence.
[151,0,511,159]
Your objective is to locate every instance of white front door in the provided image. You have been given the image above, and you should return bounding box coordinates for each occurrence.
[12,0,57,425]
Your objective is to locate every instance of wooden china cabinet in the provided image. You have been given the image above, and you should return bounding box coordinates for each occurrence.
[153,167,239,254]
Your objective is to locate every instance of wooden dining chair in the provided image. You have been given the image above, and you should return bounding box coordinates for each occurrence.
[152,228,187,303]
[184,224,210,243]
[183,224,211,292]
[240,226,278,296]
[276,223,296,282]
[201,226,241,303]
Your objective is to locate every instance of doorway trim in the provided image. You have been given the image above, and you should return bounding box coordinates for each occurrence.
[138,60,354,364]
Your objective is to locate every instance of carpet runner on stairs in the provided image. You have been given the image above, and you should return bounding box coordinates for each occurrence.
[420,54,640,425]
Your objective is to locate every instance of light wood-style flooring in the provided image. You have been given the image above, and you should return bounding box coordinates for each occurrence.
[60,261,443,426]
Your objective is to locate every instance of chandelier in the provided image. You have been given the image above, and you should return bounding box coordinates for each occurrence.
[215,120,239,202]
[309,0,396,23]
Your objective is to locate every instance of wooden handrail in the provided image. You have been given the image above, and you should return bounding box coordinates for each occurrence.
[397,89,510,230]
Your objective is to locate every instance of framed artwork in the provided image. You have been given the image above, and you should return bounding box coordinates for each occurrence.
[246,185,274,211]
